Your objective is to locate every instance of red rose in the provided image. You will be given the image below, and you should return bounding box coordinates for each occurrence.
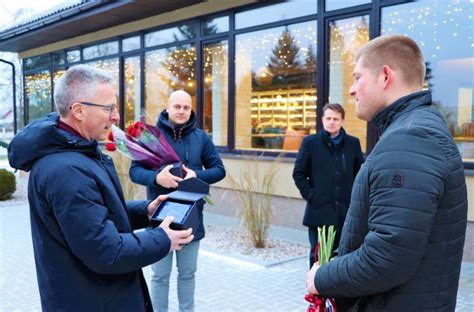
[105,142,116,151]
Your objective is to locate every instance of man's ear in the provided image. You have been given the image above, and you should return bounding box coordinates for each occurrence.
[381,65,393,89]
[69,102,85,120]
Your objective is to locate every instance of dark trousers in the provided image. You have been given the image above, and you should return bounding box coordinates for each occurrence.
[308,225,341,268]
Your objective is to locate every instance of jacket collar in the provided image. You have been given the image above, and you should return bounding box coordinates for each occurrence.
[372,90,432,134]
[321,127,346,150]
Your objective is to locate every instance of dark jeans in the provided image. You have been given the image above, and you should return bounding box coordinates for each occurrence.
[308,226,341,268]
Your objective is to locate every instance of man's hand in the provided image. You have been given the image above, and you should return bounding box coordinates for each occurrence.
[182,164,196,180]
[306,262,320,295]
[159,216,194,251]
[147,195,167,219]
[156,165,183,188]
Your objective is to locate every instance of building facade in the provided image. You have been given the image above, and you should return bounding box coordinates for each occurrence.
[1,0,473,224]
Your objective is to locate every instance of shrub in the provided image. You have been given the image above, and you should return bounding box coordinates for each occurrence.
[227,154,282,248]
[0,169,16,201]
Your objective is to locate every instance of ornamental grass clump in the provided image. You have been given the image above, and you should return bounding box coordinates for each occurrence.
[228,154,281,248]
[0,169,16,201]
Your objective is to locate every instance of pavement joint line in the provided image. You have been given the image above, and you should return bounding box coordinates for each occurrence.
[199,249,265,270]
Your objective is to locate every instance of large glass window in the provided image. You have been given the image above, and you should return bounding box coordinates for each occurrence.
[25,71,51,122]
[235,21,317,151]
[328,15,369,152]
[145,45,197,124]
[235,1,317,29]
[124,56,141,127]
[203,40,228,146]
[382,0,474,161]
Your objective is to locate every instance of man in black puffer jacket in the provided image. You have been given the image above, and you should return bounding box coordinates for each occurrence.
[306,35,467,311]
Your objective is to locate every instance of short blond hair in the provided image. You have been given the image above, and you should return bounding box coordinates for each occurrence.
[356,35,425,87]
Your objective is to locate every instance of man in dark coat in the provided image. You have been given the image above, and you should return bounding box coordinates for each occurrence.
[293,103,364,267]
[129,90,225,312]
[306,35,468,311]
[7,65,194,312]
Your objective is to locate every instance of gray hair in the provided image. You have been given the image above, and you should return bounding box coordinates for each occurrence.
[54,65,115,117]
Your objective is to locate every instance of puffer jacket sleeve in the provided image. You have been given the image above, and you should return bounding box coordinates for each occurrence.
[129,160,159,187]
[293,136,314,202]
[315,128,447,297]
[194,132,225,184]
[127,200,152,230]
[44,163,171,275]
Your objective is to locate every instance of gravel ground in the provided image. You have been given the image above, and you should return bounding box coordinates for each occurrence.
[201,224,307,265]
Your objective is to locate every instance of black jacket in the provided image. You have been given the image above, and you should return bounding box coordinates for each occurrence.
[8,113,171,312]
[315,91,468,311]
[293,128,364,229]
[129,110,225,241]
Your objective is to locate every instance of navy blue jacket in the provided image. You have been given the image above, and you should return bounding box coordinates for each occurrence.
[129,110,225,241]
[315,91,467,311]
[8,113,171,312]
[293,128,364,229]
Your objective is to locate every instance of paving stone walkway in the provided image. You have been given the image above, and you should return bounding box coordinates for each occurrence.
[1,200,473,311]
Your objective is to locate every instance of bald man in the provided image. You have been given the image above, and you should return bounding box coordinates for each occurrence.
[130,90,226,312]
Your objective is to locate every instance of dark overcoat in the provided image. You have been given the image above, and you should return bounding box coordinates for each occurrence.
[8,113,171,312]
[293,128,364,229]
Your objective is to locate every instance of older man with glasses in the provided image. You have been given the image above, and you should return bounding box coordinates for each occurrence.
[8,65,194,312]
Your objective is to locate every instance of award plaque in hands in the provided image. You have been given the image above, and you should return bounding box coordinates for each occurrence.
[151,177,209,231]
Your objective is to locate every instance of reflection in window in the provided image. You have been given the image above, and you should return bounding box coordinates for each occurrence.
[83,41,119,60]
[24,54,50,71]
[235,21,317,151]
[124,56,141,127]
[53,69,65,86]
[202,16,229,35]
[25,71,51,122]
[328,16,369,152]
[145,45,197,124]
[67,50,80,63]
[325,0,370,11]
[382,0,474,161]
[52,52,65,66]
[203,41,228,146]
[235,0,317,29]
[145,23,196,48]
[122,36,141,52]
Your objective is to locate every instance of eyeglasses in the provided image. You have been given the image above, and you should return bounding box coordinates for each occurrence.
[73,101,117,117]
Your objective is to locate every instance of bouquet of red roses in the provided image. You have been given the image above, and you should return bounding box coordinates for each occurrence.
[106,121,182,174]
[305,225,337,312]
